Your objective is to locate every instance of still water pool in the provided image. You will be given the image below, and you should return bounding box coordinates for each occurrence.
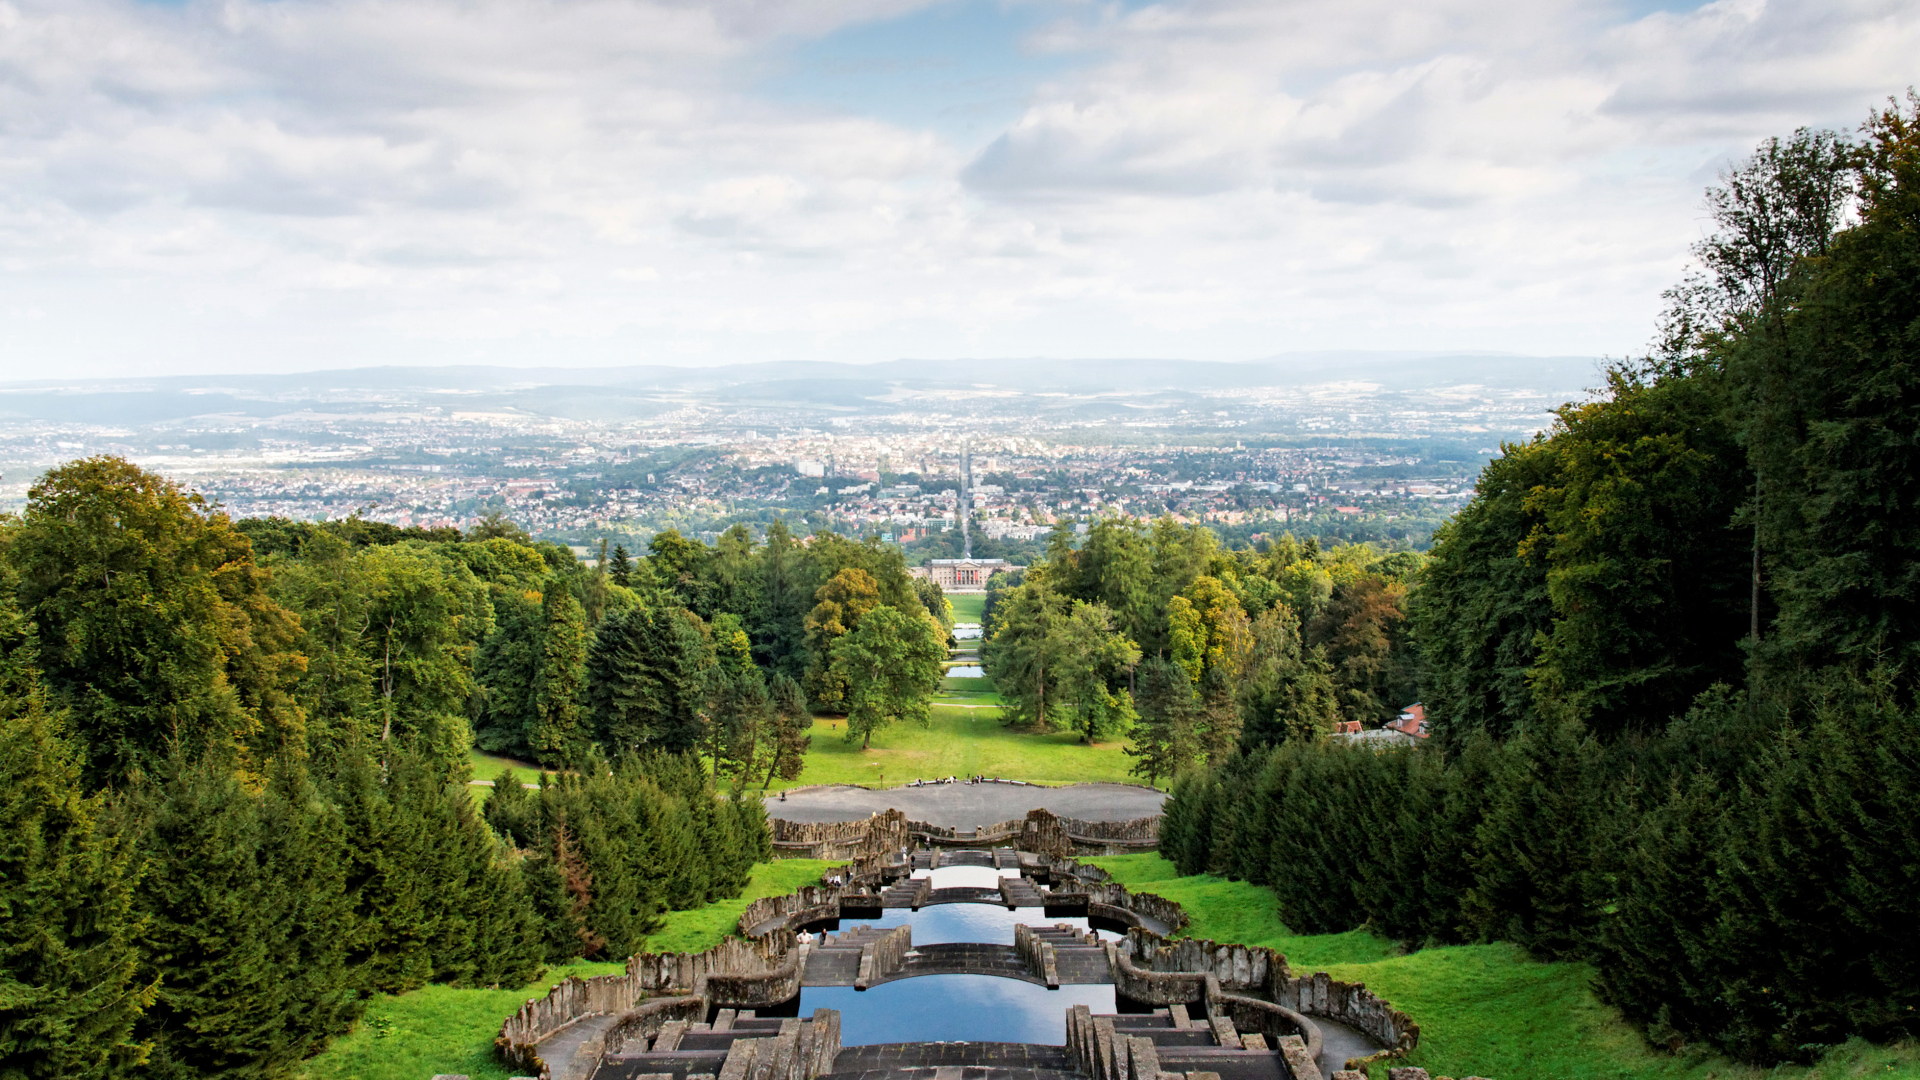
[799,977,1116,1045]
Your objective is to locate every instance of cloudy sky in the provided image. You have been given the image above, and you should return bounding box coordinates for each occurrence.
[0,0,1913,379]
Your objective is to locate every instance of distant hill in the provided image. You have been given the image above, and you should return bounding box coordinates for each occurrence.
[0,353,1604,425]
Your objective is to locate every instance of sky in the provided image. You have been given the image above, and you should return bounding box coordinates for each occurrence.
[0,0,1914,380]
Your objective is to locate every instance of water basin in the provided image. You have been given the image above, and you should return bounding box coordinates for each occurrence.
[946,665,985,677]
[800,976,1116,1045]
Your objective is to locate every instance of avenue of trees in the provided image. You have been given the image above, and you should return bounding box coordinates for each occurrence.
[1157,97,1920,1063]
[981,520,1421,784]
[0,461,956,1077]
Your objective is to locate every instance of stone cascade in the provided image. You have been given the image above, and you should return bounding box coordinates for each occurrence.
[771,807,1160,859]
[480,845,1451,1080]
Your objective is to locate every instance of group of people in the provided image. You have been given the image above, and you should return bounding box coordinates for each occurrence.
[905,775,1015,786]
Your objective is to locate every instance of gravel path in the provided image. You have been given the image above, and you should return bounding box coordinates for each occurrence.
[768,781,1166,828]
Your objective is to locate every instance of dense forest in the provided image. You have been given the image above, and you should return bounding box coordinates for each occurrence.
[1149,99,1920,1063]
[0,461,957,1076]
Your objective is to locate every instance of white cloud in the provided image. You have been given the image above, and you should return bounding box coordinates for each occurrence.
[0,0,1912,378]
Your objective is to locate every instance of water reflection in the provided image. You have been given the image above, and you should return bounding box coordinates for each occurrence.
[801,977,1115,1045]
[810,902,1120,946]
[909,866,1020,887]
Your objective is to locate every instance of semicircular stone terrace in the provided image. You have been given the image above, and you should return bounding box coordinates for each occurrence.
[482,802,1434,1080]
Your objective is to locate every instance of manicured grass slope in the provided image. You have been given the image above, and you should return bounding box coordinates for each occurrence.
[947,593,987,623]
[300,861,838,1080]
[774,707,1133,789]
[1088,855,1920,1080]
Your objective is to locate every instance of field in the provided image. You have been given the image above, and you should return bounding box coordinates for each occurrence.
[947,592,987,623]
[768,705,1134,789]
[1088,855,1920,1080]
[299,860,837,1080]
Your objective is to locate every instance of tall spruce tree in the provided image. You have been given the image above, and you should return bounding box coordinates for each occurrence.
[0,680,150,1078]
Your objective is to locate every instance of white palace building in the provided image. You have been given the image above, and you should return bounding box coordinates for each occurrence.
[910,558,1021,592]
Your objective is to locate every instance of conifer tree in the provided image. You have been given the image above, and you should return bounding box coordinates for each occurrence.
[526,587,589,766]
[1127,657,1198,786]
[1466,716,1604,959]
[762,673,813,787]
[608,544,634,588]
[0,681,150,1078]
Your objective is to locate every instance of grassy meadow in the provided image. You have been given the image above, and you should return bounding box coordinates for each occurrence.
[1088,855,1920,1080]
[769,705,1135,789]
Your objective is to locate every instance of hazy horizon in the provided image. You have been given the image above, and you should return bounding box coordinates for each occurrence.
[1,0,1912,380]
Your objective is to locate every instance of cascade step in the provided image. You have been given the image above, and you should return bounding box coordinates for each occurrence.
[829,1042,1076,1072]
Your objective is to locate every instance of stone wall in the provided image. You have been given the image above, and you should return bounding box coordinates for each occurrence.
[1275,970,1420,1055]
[770,809,911,860]
[766,807,1159,859]
[497,933,803,1072]
[1118,928,1279,994]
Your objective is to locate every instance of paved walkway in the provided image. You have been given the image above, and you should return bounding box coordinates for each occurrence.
[768,782,1165,828]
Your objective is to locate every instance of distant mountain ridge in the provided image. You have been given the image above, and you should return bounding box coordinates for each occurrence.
[0,353,1605,425]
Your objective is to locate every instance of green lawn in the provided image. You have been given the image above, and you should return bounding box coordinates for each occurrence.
[773,706,1137,789]
[1088,855,1920,1080]
[466,747,549,787]
[948,593,987,623]
[300,861,838,1080]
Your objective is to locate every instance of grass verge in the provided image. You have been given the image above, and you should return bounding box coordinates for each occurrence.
[300,860,838,1080]
[1087,855,1920,1080]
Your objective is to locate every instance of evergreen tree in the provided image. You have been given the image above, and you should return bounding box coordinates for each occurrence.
[1236,605,1339,750]
[0,681,150,1078]
[1466,716,1605,960]
[526,587,589,766]
[763,673,813,787]
[585,606,714,755]
[1126,657,1199,787]
[608,544,634,588]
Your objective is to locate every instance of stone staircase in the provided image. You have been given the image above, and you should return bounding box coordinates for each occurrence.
[822,1042,1081,1080]
[998,876,1046,908]
[1019,925,1110,985]
[879,878,930,909]
[803,927,900,987]
[1067,1005,1295,1080]
[592,1008,840,1080]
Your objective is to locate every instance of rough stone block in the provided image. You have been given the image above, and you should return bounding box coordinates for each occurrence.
[1275,1034,1317,1080]
[1332,1073,1366,1080]
[1207,1014,1240,1049]
[1239,1033,1268,1051]
[1169,1004,1190,1027]
[653,1019,689,1052]
[1128,1035,1162,1080]
[1387,1070,1432,1080]
[714,1008,738,1031]
[1093,1016,1120,1080]
[1185,1072,1222,1080]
